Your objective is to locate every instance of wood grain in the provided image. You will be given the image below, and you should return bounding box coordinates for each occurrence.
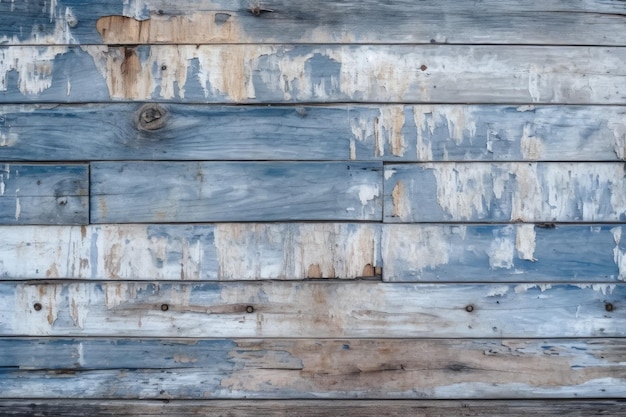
[0,223,381,280]
[0,338,624,399]
[382,224,626,282]
[1,104,624,162]
[384,162,626,223]
[2,0,625,46]
[0,282,622,337]
[1,45,624,103]
[0,164,88,225]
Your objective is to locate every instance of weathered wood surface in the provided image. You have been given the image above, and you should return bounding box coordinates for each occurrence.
[0,400,625,417]
[0,282,622,337]
[2,104,625,162]
[0,224,381,280]
[2,0,626,46]
[2,45,625,103]
[0,164,88,225]
[0,338,624,398]
[383,224,626,282]
[385,163,626,223]
[90,162,382,223]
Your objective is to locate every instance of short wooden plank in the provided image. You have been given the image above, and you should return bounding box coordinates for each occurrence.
[0,338,624,399]
[383,224,626,282]
[1,45,624,104]
[0,164,88,225]
[2,104,625,162]
[0,400,624,417]
[90,162,382,223]
[2,0,626,46]
[0,223,381,280]
[384,162,626,223]
[0,282,622,337]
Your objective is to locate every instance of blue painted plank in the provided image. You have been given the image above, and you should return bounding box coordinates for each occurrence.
[90,162,383,223]
[0,164,88,224]
[0,281,622,337]
[384,162,626,222]
[1,45,624,104]
[383,224,626,282]
[1,104,624,162]
[0,338,624,399]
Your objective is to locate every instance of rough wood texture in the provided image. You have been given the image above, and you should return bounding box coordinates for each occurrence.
[0,164,88,225]
[382,224,626,282]
[2,0,626,46]
[90,162,382,223]
[385,163,626,223]
[0,400,624,416]
[0,338,624,399]
[0,224,381,280]
[1,45,624,103]
[1,104,624,162]
[0,282,621,337]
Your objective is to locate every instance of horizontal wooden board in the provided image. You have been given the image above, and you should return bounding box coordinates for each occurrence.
[0,164,88,224]
[0,338,624,399]
[385,162,626,223]
[0,224,381,280]
[0,400,625,417]
[1,104,625,162]
[90,162,382,223]
[1,45,625,103]
[383,224,626,282]
[2,0,626,46]
[0,282,622,337]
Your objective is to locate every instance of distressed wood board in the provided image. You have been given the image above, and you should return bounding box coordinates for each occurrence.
[382,224,626,282]
[1,104,625,162]
[1,45,625,103]
[384,162,626,223]
[0,223,381,280]
[0,338,624,399]
[2,0,626,46]
[0,282,621,337]
[0,399,624,417]
[0,163,88,225]
[90,161,382,223]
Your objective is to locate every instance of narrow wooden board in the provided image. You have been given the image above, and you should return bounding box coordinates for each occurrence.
[384,162,626,223]
[0,224,381,280]
[0,400,624,417]
[0,338,624,399]
[1,45,624,103]
[0,282,622,337]
[0,164,88,225]
[2,0,626,46]
[90,162,383,223]
[382,224,626,282]
[2,104,625,162]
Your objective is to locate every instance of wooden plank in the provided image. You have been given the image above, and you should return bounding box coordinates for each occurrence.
[90,162,383,223]
[0,282,622,337]
[0,338,624,399]
[1,45,625,104]
[0,164,88,225]
[382,224,626,282]
[0,224,381,280]
[2,104,625,162]
[384,162,626,223]
[0,400,624,417]
[2,0,626,46]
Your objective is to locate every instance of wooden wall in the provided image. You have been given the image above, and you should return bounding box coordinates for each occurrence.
[1,0,625,415]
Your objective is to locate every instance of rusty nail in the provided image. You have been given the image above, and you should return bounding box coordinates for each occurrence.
[161,304,169,311]
[161,65,167,71]
[420,64,427,71]
[605,303,614,312]
[33,303,42,311]
[246,305,254,313]
[465,305,474,313]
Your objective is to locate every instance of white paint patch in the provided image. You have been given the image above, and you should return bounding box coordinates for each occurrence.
[384,169,396,180]
[377,106,406,157]
[412,106,477,160]
[357,184,379,206]
[510,163,541,222]
[487,235,515,269]
[574,283,616,295]
[516,224,537,261]
[516,105,536,112]
[520,123,545,160]
[611,226,626,280]
[514,284,552,293]
[609,121,626,160]
[0,132,19,148]
[14,189,20,220]
[487,285,510,297]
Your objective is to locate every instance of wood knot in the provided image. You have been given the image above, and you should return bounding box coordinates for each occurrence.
[136,104,167,131]
[246,305,255,313]
[605,302,614,312]
[33,303,42,311]
[465,305,474,312]
[160,304,169,311]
